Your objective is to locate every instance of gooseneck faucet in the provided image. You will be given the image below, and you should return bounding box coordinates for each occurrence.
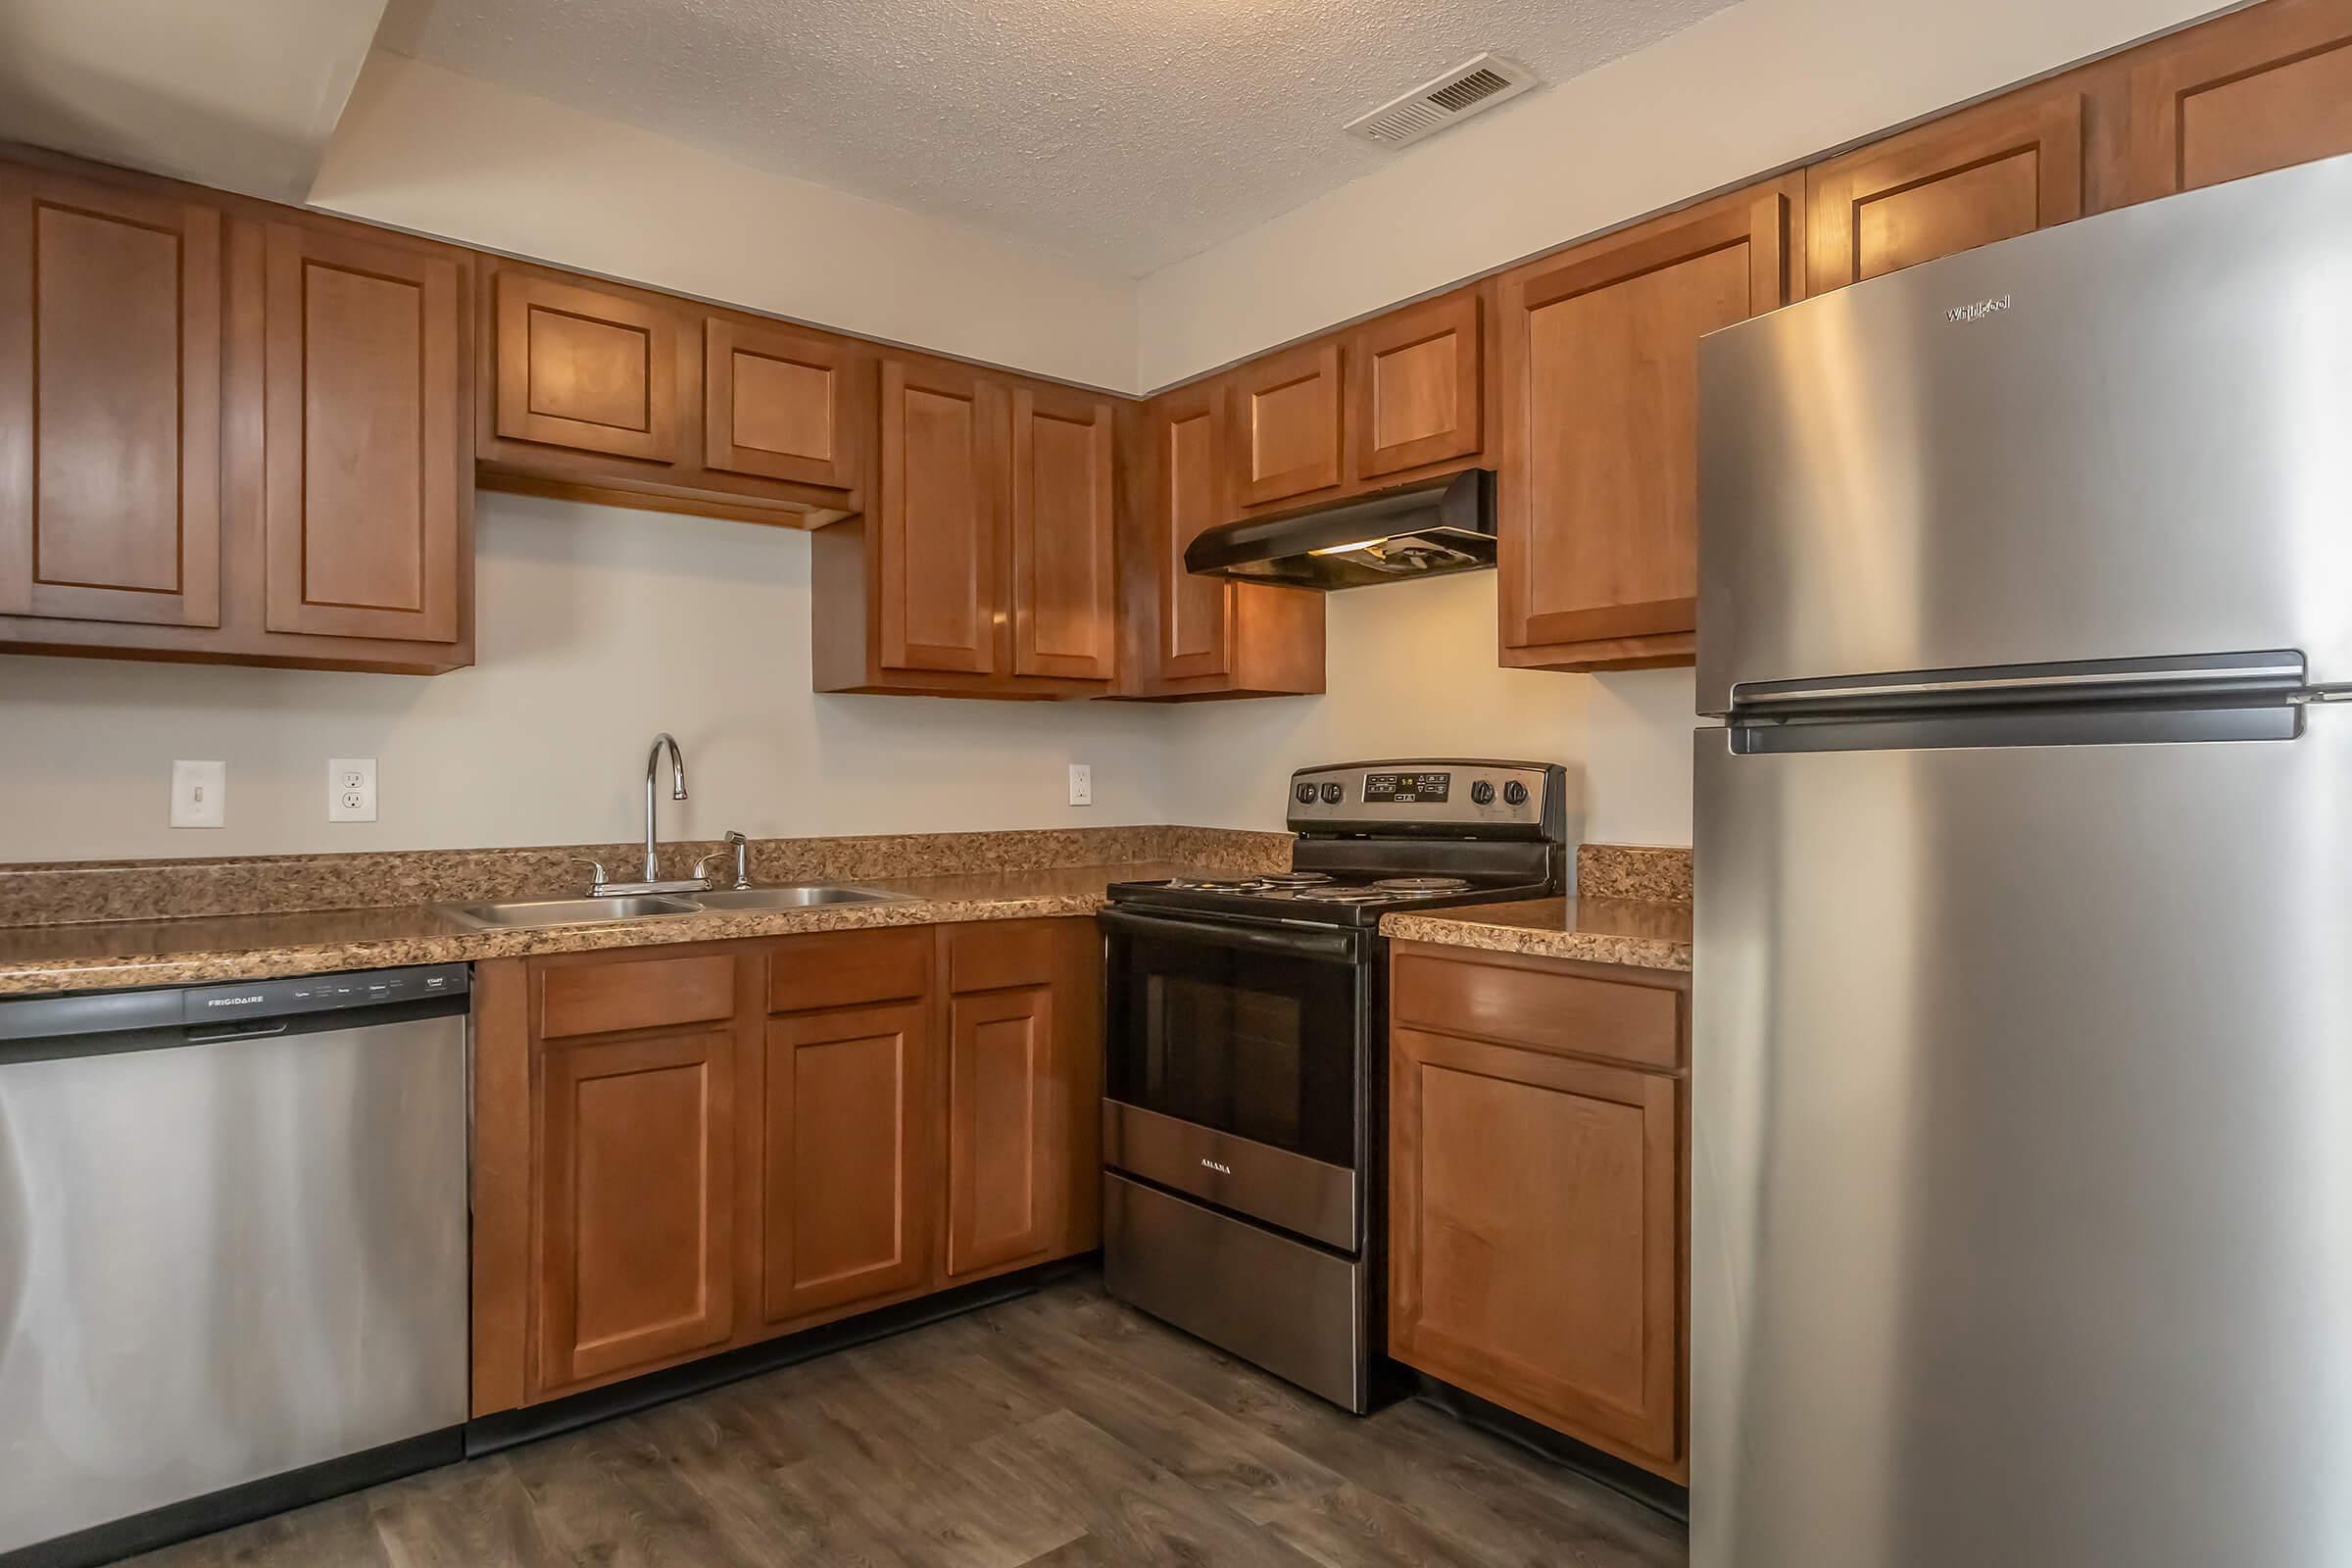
[644,732,687,882]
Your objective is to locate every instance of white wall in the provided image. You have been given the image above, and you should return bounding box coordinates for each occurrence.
[1159,570,1696,846]
[1136,0,2227,386]
[0,493,1177,863]
[0,0,385,202]
[310,55,1141,394]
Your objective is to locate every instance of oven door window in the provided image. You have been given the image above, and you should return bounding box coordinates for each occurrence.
[1105,923,1359,1167]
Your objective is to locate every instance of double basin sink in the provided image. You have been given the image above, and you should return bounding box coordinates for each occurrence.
[439,883,908,931]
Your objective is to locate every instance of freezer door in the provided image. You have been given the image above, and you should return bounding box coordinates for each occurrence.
[1695,152,2352,713]
[1692,710,2352,1568]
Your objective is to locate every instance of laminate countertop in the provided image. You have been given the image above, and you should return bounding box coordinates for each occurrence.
[1381,895,1692,973]
[0,863,1209,998]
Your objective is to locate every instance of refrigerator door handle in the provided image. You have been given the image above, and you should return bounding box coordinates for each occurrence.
[1730,649,2307,719]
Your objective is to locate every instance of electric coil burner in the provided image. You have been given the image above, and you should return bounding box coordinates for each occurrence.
[1099,759,1570,1412]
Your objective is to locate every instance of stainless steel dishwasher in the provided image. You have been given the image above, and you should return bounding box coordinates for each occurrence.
[0,965,470,1566]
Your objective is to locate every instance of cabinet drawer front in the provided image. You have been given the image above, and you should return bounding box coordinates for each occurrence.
[1393,949,1682,1071]
[540,953,738,1039]
[766,927,933,1014]
[945,919,1063,994]
[0,170,222,629]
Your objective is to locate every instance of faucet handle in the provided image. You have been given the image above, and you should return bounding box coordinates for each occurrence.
[567,857,611,894]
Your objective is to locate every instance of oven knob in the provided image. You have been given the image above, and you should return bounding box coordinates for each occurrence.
[1470,780,1495,807]
[1320,782,1345,805]
[1295,782,1318,805]
[1502,780,1530,807]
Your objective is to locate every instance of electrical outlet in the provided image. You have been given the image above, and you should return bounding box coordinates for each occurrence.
[1068,763,1093,808]
[171,760,226,828]
[328,758,377,822]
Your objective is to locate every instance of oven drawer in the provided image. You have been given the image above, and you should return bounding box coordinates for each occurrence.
[1103,1173,1367,1412]
[1103,1101,1358,1250]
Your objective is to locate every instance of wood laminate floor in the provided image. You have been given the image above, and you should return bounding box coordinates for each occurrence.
[125,1274,1687,1567]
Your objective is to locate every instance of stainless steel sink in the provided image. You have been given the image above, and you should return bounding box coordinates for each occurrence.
[687,885,907,910]
[438,894,702,929]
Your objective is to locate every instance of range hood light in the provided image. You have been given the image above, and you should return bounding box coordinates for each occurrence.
[1309,537,1394,557]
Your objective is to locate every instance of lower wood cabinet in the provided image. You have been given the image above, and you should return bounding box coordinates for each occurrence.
[1389,942,1690,1480]
[471,916,1102,1411]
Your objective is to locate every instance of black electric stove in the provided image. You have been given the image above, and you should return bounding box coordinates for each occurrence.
[1099,759,1570,1414]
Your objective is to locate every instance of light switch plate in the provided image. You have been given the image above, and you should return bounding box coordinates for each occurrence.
[172,760,226,828]
[328,758,377,822]
[1068,763,1093,807]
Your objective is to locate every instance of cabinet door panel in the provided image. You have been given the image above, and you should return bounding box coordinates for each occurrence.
[1010,386,1115,681]
[705,317,859,488]
[1500,184,1797,661]
[1351,290,1482,479]
[945,986,1055,1279]
[1231,339,1343,508]
[263,222,463,643]
[1808,91,2084,291]
[761,1002,931,1323]
[2121,0,2352,203]
[493,270,678,462]
[0,170,220,626]
[878,358,1006,675]
[1392,1026,1681,1468]
[538,1027,735,1390]
[1153,384,1233,680]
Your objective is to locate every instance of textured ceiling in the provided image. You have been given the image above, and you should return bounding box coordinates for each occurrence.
[373,0,1737,276]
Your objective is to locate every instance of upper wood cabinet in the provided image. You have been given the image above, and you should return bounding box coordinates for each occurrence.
[1808,87,2086,291]
[1229,339,1345,509]
[476,260,865,526]
[0,166,221,630]
[262,220,466,645]
[1009,385,1117,681]
[705,317,862,490]
[1389,942,1690,1481]
[1349,289,1484,481]
[814,355,1115,698]
[1113,382,1325,700]
[1498,179,1802,671]
[2114,0,2352,204]
[0,152,473,674]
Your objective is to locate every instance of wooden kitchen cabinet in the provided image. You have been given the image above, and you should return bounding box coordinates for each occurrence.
[1807,86,2086,292]
[1497,178,1802,671]
[262,220,466,645]
[474,920,1102,1416]
[0,149,475,672]
[813,353,1115,697]
[0,165,221,629]
[1113,381,1325,699]
[1390,942,1690,1479]
[1228,338,1346,510]
[939,919,1102,1282]
[2111,0,2352,205]
[476,259,866,526]
[1348,286,1485,482]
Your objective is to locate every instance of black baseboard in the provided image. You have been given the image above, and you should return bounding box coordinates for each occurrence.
[1404,1369,1690,1524]
[2,1427,465,1568]
[466,1255,1085,1455]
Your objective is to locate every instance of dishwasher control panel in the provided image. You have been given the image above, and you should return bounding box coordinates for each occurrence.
[184,964,470,1024]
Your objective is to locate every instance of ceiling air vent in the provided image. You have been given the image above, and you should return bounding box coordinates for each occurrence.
[1345,54,1538,149]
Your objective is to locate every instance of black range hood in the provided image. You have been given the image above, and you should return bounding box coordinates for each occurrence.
[1183,469,1495,590]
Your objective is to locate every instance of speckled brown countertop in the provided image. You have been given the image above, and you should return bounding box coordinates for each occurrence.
[0,862,1206,998]
[1381,895,1692,972]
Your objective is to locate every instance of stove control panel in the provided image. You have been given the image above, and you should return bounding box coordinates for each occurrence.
[1286,760,1564,837]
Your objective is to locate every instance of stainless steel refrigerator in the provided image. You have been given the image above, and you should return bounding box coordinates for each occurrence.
[1692,152,2352,1568]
